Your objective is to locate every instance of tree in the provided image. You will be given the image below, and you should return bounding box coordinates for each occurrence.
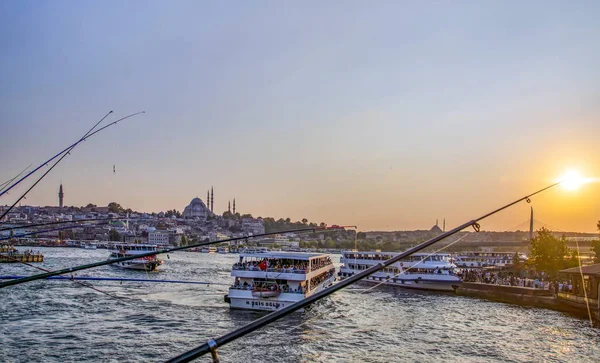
[302,218,308,225]
[85,203,97,208]
[108,202,123,214]
[109,229,121,242]
[512,252,521,266]
[180,235,188,246]
[357,232,366,240]
[528,227,570,278]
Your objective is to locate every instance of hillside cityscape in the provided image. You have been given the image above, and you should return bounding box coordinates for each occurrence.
[2,184,597,253]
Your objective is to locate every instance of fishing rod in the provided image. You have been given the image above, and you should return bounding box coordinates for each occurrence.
[0,225,355,289]
[0,222,111,242]
[0,276,230,286]
[0,164,32,193]
[0,216,138,232]
[0,110,114,199]
[166,182,561,363]
[0,111,145,220]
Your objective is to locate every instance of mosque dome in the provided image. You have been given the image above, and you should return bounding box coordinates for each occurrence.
[183,197,209,219]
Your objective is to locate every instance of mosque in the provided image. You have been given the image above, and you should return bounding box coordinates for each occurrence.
[182,187,238,220]
[182,186,215,219]
[182,197,210,219]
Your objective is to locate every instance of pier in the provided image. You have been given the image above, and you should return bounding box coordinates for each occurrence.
[0,253,44,263]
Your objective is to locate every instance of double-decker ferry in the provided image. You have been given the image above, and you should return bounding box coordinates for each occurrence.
[224,251,335,311]
[339,251,461,292]
[107,243,163,271]
[452,252,527,268]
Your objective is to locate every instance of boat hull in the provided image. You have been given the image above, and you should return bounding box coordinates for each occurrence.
[109,260,162,271]
[227,275,335,312]
[358,275,460,292]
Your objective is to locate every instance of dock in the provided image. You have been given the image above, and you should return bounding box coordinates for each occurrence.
[0,253,45,263]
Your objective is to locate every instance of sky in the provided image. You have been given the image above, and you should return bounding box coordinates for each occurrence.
[1,1,599,232]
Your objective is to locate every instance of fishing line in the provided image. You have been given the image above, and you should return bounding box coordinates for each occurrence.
[0,217,127,232]
[575,241,594,327]
[0,110,114,199]
[0,164,32,193]
[0,252,131,305]
[0,111,145,219]
[0,222,111,242]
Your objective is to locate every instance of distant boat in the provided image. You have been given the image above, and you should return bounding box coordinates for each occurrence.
[339,251,461,292]
[239,247,271,254]
[107,243,163,271]
[200,246,217,253]
[82,242,97,250]
[217,246,229,254]
[452,252,527,268]
[0,245,44,263]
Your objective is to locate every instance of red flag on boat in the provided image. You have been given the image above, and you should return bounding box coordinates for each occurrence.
[258,259,268,271]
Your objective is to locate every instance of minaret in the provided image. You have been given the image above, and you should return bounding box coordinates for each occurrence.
[58,184,64,208]
[443,218,446,232]
[207,190,210,209]
[210,186,214,213]
[228,200,231,213]
[233,198,236,214]
[529,207,534,241]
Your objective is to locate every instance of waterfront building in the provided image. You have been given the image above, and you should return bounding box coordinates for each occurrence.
[148,231,170,245]
[558,264,600,321]
[242,218,265,235]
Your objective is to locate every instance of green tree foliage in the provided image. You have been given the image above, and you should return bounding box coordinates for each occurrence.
[528,227,571,277]
[108,202,123,214]
[109,229,121,242]
[165,209,181,218]
[357,232,366,240]
[180,235,187,246]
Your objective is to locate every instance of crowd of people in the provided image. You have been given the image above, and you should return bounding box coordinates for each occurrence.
[309,268,336,289]
[459,269,550,289]
[232,257,332,273]
[231,279,307,294]
[2,248,42,256]
[310,257,332,272]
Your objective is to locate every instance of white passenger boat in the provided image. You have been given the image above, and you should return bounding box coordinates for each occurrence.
[224,251,336,311]
[107,243,163,271]
[339,251,461,292]
[82,242,97,250]
[217,246,230,254]
[452,252,527,268]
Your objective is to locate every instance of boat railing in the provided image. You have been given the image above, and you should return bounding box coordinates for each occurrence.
[232,265,309,274]
[230,285,306,294]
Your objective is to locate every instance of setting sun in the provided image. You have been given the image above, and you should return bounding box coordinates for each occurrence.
[558,170,587,191]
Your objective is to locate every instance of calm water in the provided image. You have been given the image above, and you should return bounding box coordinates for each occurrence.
[1,247,599,363]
